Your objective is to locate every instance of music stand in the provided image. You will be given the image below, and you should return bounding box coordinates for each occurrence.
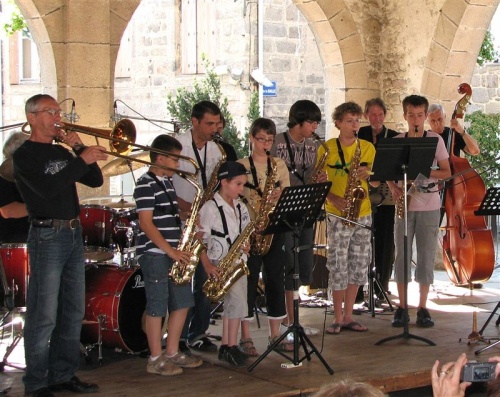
[371,137,438,346]
[247,182,334,375]
[473,187,500,355]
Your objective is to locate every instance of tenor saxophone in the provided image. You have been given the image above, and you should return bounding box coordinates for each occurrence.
[250,152,278,256]
[307,133,330,184]
[170,173,206,285]
[341,139,367,227]
[199,139,226,207]
[202,219,256,301]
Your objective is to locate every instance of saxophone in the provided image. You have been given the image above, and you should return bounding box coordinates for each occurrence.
[199,139,227,208]
[250,152,278,256]
[202,219,256,301]
[341,139,367,227]
[170,172,206,285]
[396,183,412,219]
[307,133,330,184]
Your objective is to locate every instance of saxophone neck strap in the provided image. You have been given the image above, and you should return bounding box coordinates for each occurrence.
[211,198,243,247]
[146,172,181,227]
[191,139,208,188]
[284,132,306,184]
[335,138,351,174]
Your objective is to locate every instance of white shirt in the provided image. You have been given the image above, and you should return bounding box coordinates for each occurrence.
[172,129,224,203]
[199,192,251,265]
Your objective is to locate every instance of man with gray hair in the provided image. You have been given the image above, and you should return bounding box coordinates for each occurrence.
[427,103,480,156]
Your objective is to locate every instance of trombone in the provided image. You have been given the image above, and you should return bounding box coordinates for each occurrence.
[54,119,200,178]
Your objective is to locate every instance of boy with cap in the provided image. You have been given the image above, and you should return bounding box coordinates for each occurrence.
[198,161,252,367]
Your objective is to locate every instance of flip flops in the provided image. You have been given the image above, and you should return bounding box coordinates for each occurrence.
[342,321,368,332]
[325,323,342,335]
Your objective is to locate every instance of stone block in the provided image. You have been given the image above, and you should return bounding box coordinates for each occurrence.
[66,43,111,88]
[344,61,368,89]
[485,101,500,113]
[471,87,490,103]
[486,74,498,88]
[67,2,110,43]
[446,51,478,76]
[422,69,443,99]
[264,23,287,38]
[433,16,457,50]
[330,9,357,41]
[338,34,364,64]
[315,0,344,20]
[276,40,298,54]
[470,74,481,87]
[266,5,284,22]
[441,0,468,26]
[312,20,336,44]
[294,1,328,23]
[269,58,291,73]
[426,41,450,73]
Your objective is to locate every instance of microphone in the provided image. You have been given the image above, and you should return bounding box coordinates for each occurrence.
[110,100,121,124]
[67,100,80,123]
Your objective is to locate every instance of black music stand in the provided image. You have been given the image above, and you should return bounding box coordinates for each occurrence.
[371,137,438,346]
[247,182,334,375]
[473,187,500,355]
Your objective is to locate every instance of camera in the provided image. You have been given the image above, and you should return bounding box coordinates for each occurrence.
[460,362,497,382]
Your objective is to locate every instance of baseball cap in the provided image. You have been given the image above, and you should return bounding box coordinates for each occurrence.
[217,161,248,181]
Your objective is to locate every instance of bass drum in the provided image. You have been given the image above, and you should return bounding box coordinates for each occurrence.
[82,266,147,353]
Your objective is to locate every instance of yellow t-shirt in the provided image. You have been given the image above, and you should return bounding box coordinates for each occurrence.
[317,138,376,217]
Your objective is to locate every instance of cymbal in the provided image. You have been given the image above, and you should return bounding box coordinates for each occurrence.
[106,199,136,210]
[102,151,150,177]
[0,158,14,182]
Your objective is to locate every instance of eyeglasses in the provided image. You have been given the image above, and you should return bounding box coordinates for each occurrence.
[254,136,275,144]
[343,118,362,124]
[305,120,321,126]
[31,109,64,117]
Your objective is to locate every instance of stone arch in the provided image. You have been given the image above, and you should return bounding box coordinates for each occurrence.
[422,0,500,113]
[15,0,57,95]
[293,0,369,110]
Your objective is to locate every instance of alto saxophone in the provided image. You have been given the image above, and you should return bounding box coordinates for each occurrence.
[202,219,256,301]
[341,139,367,227]
[250,152,278,256]
[199,138,226,207]
[396,183,412,219]
[307,133,330,184]
[170,173,206,285]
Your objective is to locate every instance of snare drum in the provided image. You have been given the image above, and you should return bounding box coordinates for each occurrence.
[80,205,115,262]
[81,266,147,352]
[0,244,29,307]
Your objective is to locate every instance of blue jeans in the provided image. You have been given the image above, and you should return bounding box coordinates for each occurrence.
[181,262,212,343]
[23,225,85,393]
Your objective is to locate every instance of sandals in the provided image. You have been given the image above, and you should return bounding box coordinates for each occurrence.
[268,336,293,352]
[239,338,259,357]
[342,321,368,332]
[325,323,342,335]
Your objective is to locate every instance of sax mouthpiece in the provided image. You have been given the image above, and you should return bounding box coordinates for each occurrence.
[265,150,271,156]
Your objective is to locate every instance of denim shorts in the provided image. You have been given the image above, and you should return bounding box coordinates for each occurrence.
[138,253,194,316]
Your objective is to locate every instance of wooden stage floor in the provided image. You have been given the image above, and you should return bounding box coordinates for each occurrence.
[1,271,499,397]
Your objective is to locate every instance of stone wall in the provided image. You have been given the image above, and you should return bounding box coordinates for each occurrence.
[469,62,500,115]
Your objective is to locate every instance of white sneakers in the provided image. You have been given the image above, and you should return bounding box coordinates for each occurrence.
[279,323,320,340]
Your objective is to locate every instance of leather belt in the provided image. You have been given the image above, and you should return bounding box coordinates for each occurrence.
[31,218,80,229]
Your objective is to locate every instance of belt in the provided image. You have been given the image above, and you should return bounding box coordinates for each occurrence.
[31,218,80,229]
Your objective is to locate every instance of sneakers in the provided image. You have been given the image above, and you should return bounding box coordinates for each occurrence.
[392,307,410,328]
[189,336,218,352]
[147,356,183,376]
[280,323,319,338]
[220,345,247,367]
[179,340,193,356]
[165,352,203,368]
[416,307,434,328]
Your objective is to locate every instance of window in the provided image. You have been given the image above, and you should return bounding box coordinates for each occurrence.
[181,0,216,74]
[9,30,40,84]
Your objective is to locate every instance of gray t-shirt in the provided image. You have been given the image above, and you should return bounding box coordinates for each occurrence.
[270,131,319,186]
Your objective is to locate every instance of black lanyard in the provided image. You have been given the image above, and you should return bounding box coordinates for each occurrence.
[191,140,208,188]
[326,139,350,174]
[211,198,242,247]
[244,156,272,197]
[147,172,181,227]
[283,132,306,184]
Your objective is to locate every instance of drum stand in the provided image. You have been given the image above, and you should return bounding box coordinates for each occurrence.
[0,305,26,372]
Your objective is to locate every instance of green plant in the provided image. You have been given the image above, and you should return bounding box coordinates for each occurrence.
[3,2,28,36]
[477,30,498,66]
[166,56,251,158]
[465,111,500,187]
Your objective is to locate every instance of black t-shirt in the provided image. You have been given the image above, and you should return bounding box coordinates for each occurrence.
[0,176,29,243]
[439,127,466,156]
[13,140,103,219]
[357,125,399,147]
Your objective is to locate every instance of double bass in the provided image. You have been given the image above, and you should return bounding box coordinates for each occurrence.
[442,83,495,286]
